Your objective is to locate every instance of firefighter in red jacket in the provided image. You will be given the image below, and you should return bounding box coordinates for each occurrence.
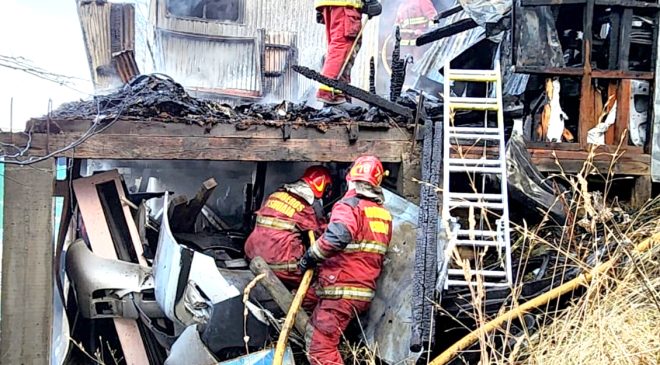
[244,166,332,290]
[315,0,382,105]
[299,155,392,365]
[394,0,437,59]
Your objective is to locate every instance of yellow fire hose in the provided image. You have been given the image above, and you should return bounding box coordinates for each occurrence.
[429,231,660,365]
[272,230,317,365]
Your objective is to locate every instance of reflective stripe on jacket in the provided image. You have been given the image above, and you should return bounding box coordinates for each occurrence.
[310,189,393,302]
[315,0,363,9]
[394,0,437,45]
[245,187,326,276]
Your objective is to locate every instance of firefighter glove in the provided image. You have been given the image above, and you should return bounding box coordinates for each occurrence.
[362,0,382,19]
[316,10,325,24]
[298,250,318,272]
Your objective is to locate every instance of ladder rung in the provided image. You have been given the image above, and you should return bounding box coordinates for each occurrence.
[448,201,505,209]
[447,158,502,167]
[447,72,498,82]
[447,269,508,278]
[445,280,510,288]
[447,192,503,201]
[448,97,499,111]
[447,166,503,174]
[456,229,499,237]
[454,239,504,247]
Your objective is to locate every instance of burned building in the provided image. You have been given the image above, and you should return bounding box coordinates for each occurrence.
[1,0,660,364]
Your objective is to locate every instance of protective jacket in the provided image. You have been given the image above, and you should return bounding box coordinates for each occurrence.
[309,188,392,302]
[395,0,437,46]
[245,182,326,288]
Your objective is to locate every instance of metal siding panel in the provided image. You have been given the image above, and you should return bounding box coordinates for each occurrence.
[154,0,325,101]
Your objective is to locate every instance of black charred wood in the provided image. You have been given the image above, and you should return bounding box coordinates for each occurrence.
[390,27,405,102]
[293,65,414,119]
[369,57,376,94]
[416,18,479,46]
[412,118,441,350]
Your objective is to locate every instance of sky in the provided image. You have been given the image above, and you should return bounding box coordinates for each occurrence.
[0,0,94,132]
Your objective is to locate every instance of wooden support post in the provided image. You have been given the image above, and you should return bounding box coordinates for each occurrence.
[579,0,596,147]
[1,160,55,364]
[604,81,619,145]
[615,79,632,146]
[619,9,634,71]
[631,175,652,208]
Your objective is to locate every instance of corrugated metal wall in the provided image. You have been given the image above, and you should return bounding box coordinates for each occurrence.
[152,0,336,102]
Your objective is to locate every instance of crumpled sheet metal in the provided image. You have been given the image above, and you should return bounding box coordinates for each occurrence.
[514,4,565,68]
[65,239,155,319]
[363,189,423,364]
[505,132,568,223]
[413,3,486,82]
[459,0,511,26]
[154,192,241,329]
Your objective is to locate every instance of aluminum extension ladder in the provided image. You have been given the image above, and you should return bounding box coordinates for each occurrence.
[439,62,512,289]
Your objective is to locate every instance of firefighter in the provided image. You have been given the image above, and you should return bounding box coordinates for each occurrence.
[394,0,437,60]
[299,155,392,365]
[315,0,382,105]
[244,166,332,290]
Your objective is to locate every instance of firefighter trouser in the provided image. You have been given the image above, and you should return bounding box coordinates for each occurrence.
[317,6,363,104]
[305,298,370,365]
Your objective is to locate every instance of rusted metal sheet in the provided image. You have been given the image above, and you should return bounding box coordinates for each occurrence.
[78,2,135,90]
[72,170,149,365]
[113,50,140,84]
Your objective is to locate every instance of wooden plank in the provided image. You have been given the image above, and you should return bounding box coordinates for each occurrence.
[450,146,649,175]
[514,68,654,80]
[72,171,149,364]
[615,79,633,146]
[607,13,621,70]
[249,257,309,335]
[26,119,411,141]
[631,175,652,208]
[0,133,411,163]
[1,160,54,364]
[169,178,218,233]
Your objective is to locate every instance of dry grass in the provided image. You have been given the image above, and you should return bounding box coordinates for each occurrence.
[515,242,660,365]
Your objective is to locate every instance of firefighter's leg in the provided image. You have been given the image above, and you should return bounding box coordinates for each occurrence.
[305,299,370,365]
[317,6,363,104]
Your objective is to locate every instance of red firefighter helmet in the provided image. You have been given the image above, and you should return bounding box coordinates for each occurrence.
[301,165,332,199]
[346,155,386,187]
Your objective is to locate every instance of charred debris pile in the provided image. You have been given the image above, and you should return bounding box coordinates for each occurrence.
[47,73,442,130]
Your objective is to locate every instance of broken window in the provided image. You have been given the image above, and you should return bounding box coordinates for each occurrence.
[167,0,243,23]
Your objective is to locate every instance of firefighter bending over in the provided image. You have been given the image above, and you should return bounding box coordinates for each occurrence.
[299,156,392,365]
[244,166,332,290]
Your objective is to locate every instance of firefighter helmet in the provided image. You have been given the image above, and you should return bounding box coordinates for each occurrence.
[301,166,332,199]
[346,155,386,186]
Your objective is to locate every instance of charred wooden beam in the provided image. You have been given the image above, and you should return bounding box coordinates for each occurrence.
[249,257,310,335]
[416,18,478,47]
[436,5,463,21]
[0,132,412,163]
[169,178,219,233]
[292,65,414,119]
